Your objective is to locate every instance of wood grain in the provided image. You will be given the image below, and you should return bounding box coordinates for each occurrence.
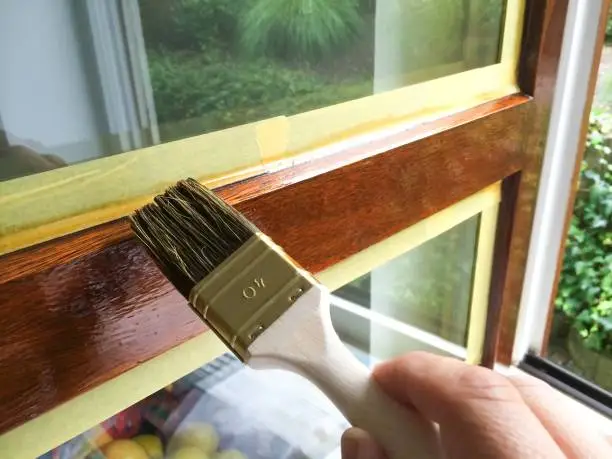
[494,0,570,364]
[0,219,132,286]
[0,241,205,433]
[0,95,529,436]
[0,94,527,284]
[541,0,612,355]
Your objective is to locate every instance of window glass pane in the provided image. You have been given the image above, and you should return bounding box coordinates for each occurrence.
[38,353,349,458]
[0,0,506,182]
[547,26,612,393]
[333,214,480,360]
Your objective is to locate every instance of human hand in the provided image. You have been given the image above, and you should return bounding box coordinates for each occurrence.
[340,352,611,459]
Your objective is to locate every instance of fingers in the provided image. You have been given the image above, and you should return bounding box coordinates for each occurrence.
[373,352,565,459]
[509,373,611,458]
[341,427,387,459]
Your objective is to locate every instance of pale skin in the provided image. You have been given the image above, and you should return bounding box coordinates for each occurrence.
[341,352,612,459]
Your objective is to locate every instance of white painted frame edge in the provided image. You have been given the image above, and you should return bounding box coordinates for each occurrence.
[512,0,603,362]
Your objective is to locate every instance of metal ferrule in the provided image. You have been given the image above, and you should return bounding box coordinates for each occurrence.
[188,233,317,360]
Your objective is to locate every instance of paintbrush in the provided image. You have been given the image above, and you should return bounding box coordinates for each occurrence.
[130,178,441,459]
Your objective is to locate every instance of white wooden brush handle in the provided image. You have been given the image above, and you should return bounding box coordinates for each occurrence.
[248,286,442,459]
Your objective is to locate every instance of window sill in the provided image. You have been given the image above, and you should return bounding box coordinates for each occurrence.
[495,363,612,438]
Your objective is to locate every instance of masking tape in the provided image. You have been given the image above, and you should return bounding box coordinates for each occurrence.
[255,116,290,163]
[466,201,500,365]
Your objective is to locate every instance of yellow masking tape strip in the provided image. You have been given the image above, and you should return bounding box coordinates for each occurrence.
[0,123,266,254]
[466,201,500,365]
[0,332,228,459]
[256,116,290,163]
[318,183,502,291]
[502,0,525,66]
[283,68,517,161]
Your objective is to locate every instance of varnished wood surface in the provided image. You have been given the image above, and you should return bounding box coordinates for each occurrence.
[0,94,527,284]
[0,241,205,434]
[481,174,521,368]
[541,0,612,355]
[1,219,132,286]
[0,95,529,435]
[494,0,570,364]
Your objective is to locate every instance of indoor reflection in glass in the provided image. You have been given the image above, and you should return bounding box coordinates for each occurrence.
[0,0,506,182]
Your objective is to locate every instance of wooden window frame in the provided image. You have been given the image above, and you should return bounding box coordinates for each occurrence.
[495,0,611,365]
[483,0,573,366]
[539,0,611,356]
[0,0,571,451]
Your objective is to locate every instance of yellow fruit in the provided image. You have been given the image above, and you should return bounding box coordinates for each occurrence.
[171,446,211,459]
[102,439,149,459]
[133,434,163,459]
[213,450,248,459]
[92,430,114,449]
[168,423,219,455]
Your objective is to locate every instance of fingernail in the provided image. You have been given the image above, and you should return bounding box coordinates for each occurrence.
[341,430,359,459]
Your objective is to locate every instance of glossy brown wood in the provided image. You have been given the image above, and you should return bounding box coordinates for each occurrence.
[219,94,528,206]
[494,0,570,364]
[0,94,527,283]
[481,173,521,367]
[541,0,612,355]
[0,95,529,435]
[0,219,132,286]
[0,240,205,434]
[230,97,529,273]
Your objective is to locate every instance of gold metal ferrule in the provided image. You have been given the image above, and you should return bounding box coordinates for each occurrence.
[188,233,317,360]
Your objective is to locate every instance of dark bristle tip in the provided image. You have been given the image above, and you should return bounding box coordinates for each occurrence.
[130,178,258,297]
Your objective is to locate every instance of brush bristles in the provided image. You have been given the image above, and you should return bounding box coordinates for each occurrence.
[130,178,258,297]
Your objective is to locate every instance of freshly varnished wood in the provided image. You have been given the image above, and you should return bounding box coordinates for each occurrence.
[481,174,521,368]
[0,95,529,435]
[517,0,551,95]
[541,0,612,355]
[237,109,525,273]
[0,95,527,283]
[495,0,570,364]
[0,240,205,435]
[219,94,528,205]
[0,219,132,286]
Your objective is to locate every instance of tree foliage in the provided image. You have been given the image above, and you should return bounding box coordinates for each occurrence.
[239,0,362,59]
[556,113,612,352]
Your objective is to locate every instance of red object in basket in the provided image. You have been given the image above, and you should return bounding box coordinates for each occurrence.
[102,406,142,439]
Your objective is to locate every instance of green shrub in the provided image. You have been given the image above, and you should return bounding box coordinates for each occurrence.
[556,112,612,352]
[149,51,317,122]
[139,0,243,52]
[148,50,370,137]
[239,0,362,59]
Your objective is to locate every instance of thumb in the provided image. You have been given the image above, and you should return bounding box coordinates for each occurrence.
[341,427,387,459]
